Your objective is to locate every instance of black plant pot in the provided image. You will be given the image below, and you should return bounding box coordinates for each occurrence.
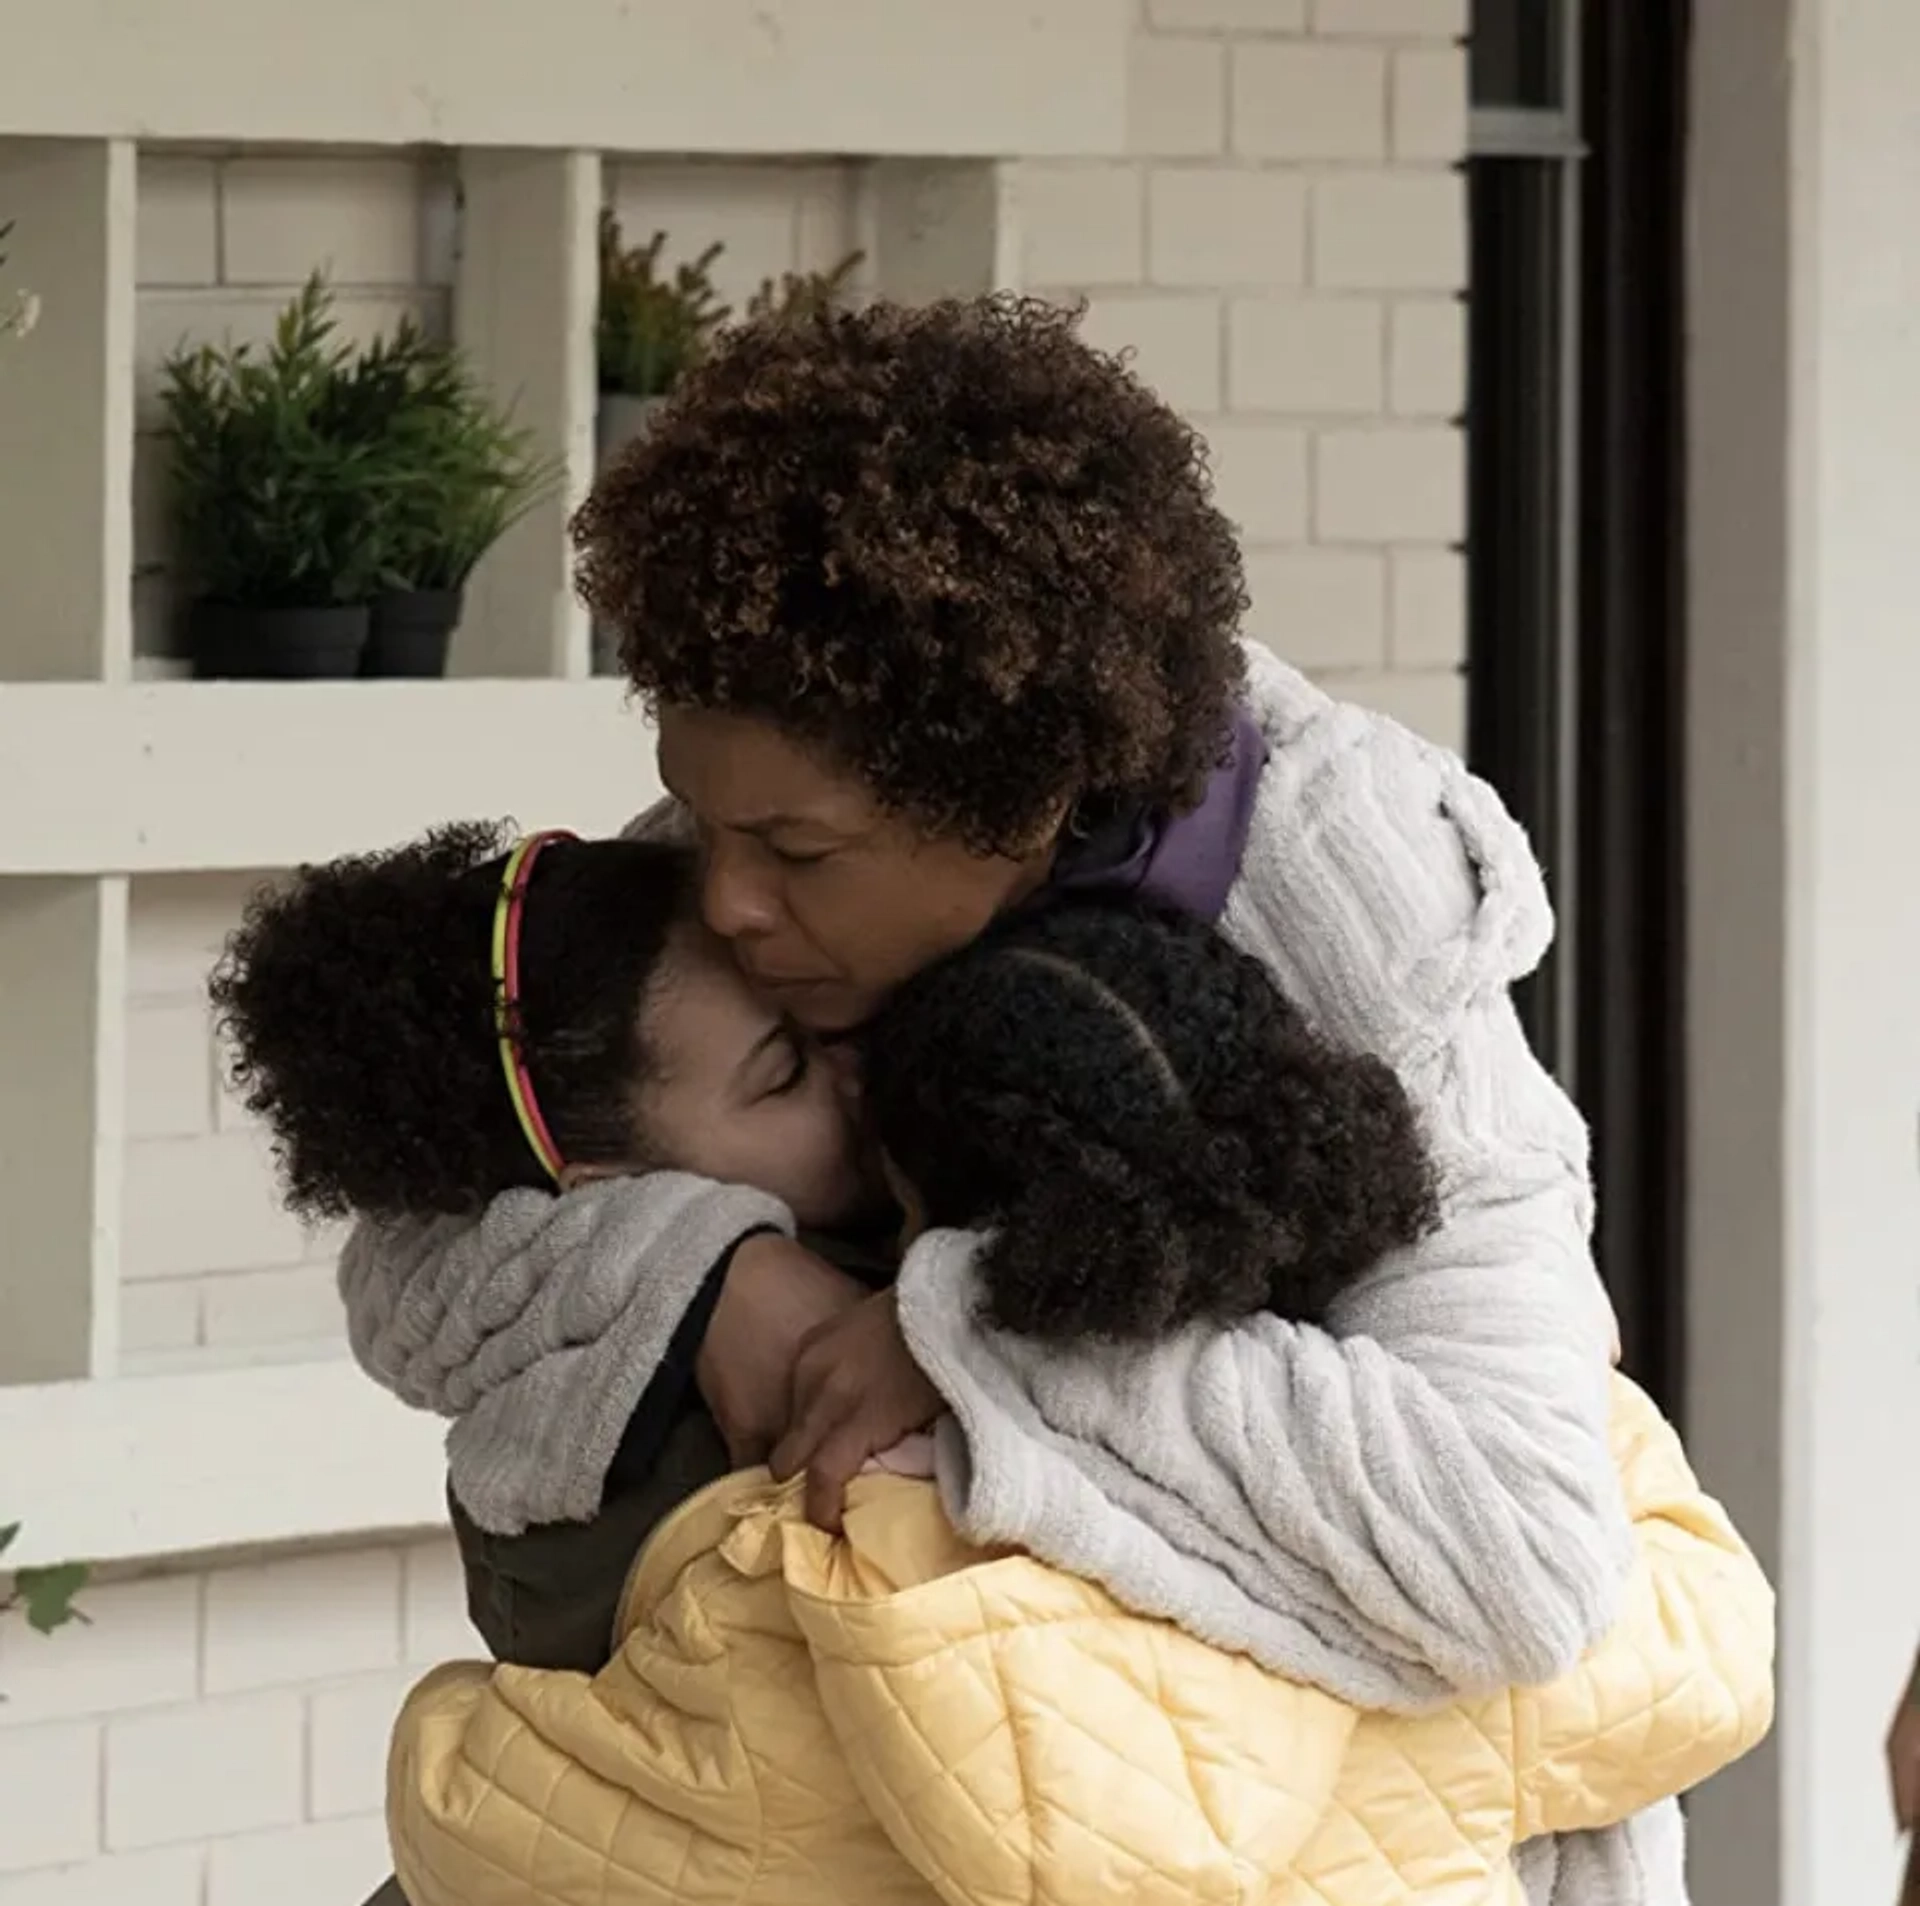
[190,600,369,681]
[362,587,464,679]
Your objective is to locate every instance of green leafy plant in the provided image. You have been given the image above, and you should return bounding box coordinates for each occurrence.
[597,213,729,399]
[159,274,400,607]
[0,1522,89,1642]
[743,251,864,325]
[341,320,562,592]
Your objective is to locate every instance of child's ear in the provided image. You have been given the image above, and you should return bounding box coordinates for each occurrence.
[558,1161,624,1192]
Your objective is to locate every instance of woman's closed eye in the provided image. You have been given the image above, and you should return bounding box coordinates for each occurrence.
[765,839,835,868]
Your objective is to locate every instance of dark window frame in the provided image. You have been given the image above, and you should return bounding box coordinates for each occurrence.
[1466,0,1690,1416]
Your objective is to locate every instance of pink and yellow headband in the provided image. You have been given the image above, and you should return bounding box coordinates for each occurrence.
[491,829,577,1186]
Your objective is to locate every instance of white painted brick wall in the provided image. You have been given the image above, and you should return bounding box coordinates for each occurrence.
[1037,0,1467,731]
[119,874,347,1374]
[0,1539,475,1906]
[71,12,1466,1886]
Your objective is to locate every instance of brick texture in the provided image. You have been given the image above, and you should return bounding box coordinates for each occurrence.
[1388,296,1467,417]
[308,1672,424,1821]
[401,1541,483,1665]
[0,1848,206,1906]
[1230,40,1388,158]
[1147,168,1306,287]
[1311,0,1466,37]
[0,1538,468,1892]
[206,1817,391,1906]
[202,1552,401,1696]
[0,1725,102,1875]
[1019,164,1145,287]
[0,1578,200,1730]
[1023,2,1467,743]
[106,1692,304,1850]
[1128,35,1228,155]
[1228,295,1385,414]
[1310,170,1467,290]
[1150,0,1306,28]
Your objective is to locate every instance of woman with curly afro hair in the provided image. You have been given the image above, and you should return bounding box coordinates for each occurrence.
[342,295,1700,1762]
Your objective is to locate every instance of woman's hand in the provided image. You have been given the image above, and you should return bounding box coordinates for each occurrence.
[695,1234,866,1467]
[1889,1644,1920,1832]
[772,1289,943,1533]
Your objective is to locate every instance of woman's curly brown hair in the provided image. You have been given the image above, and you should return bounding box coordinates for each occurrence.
[862,901,1441,1345]
[573,295,1250,853]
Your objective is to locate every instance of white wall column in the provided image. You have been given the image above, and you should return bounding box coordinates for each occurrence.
[0,138,136,1384]
[0,137,135,681]
[452,149,600,679]
[1687,3,1920,1901]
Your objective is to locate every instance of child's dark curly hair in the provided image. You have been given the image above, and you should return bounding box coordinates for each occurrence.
[208,824,696,1222]
[863,902,1440,1344]
[573,295,1250,855]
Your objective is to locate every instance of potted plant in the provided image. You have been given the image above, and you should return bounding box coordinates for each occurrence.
[591,216,729,672]
[328,321,562,678]
[595,211,728,469]
[742,251,864,325]
[160,276,391,679]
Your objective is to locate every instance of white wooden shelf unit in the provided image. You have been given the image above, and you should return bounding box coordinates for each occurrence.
[0,0,1128,1566]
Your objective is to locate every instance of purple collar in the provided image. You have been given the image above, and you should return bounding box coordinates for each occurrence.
[1047,703,1268,925]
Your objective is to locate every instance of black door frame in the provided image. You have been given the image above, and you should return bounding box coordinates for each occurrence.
[1571,0,1689,1417]
[1466,0,1691,1417]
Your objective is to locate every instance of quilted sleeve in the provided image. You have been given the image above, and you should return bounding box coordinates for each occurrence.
[387,1648,771,1906]
[387,1493,908,1906]
[1511,1376,1776,1838]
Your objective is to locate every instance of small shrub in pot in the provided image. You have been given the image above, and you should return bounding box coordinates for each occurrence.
[160,277,389,680]
[337,322,561,678]
[591,216,729,670]
[741,251,864,325]
[595,211,729,433]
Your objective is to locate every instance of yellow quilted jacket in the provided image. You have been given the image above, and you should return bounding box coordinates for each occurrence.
[389,1375,1772,1906]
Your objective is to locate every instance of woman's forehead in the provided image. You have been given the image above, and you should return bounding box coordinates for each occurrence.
[655,705,872,830]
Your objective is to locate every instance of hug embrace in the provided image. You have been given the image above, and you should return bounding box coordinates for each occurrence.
[213,298,1773,1905]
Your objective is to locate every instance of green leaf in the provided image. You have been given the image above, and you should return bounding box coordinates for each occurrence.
[14,1562,90,1636]
[0,1523,17,1559]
